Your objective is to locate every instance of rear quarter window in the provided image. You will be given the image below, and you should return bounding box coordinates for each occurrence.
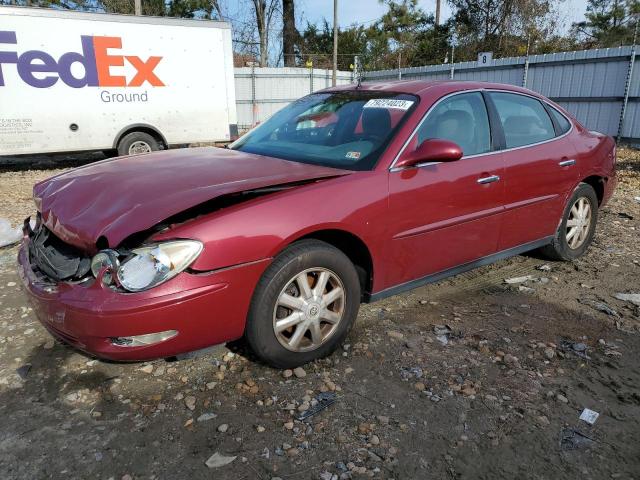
[548,106,572,135]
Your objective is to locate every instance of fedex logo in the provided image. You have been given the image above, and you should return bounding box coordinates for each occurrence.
[0,31,164,88]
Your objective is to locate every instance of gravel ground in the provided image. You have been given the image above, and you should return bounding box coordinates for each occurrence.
[0,149,639,480]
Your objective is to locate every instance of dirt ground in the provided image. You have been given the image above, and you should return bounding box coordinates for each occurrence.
[0,149,639,480]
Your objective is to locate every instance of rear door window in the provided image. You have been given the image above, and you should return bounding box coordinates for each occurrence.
[490,92,555,148]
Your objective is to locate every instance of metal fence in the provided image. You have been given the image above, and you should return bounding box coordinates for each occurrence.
[234,67,353,130]
[362,46,639,143]
[233,47,639,142]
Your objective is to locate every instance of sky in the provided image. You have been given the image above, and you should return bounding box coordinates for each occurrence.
[298,0,588,34]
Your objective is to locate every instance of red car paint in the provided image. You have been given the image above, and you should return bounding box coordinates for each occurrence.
[33,147,351,253]
[18,80,616,361]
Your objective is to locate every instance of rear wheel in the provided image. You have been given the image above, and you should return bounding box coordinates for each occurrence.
[245,240,361,368]
[117,131,161,156]
[539,183,598,261]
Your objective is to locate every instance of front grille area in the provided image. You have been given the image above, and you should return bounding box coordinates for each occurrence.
[28,220,91,282]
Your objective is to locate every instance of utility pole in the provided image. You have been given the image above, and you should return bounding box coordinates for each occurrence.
[435,0,441,26]
[332,0,338,86]
[134,0,142,15]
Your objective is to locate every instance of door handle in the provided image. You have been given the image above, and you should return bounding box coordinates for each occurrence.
[558,159,576,167]
[477,175,500,184]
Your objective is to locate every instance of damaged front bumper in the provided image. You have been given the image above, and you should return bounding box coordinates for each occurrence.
[17,237,270,361]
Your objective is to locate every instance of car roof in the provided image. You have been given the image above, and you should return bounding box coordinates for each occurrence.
[322,80,540,100]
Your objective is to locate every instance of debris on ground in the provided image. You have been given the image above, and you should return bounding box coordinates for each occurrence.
[504,275,535,284]
[560,339,591,359]
[205,452,237,469]
[15,364,31,379]
[578,298,620,317]
[560,427,595,450]
[579,408,600,425]
[400,366,424,380]
[297,392,338,421]
[433,324,453,345]
[0,218,21,248]
[197,413,217,422]
[614,292,640,306]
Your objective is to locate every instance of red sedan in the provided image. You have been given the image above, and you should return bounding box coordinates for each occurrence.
[18,81,616,368]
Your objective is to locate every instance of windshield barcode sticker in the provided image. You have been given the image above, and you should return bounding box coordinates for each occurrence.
[363,99,414,110]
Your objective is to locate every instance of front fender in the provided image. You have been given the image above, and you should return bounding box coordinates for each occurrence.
[151,172,389,273]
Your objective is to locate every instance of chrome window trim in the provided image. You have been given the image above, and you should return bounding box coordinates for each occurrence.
[389,88,574,172]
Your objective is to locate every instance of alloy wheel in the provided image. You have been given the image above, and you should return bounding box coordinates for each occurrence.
[272,268,345,352]
[566,196,592,249]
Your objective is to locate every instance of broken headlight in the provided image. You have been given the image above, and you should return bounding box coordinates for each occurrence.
[112,240,203,292]
[90,249,120,285]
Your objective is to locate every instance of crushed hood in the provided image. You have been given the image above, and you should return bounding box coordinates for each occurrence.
[34,147,351,252]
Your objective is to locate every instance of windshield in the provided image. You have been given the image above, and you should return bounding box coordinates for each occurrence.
[230,91,419,171]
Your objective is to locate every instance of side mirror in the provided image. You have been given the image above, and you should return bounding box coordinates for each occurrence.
[394,139,463,169]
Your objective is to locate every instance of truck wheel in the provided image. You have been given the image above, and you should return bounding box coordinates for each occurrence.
[117,132,160,156]
[539,183,598,261]
[245,240,361,369]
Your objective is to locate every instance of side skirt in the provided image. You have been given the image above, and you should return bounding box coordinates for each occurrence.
[365,236,553,303]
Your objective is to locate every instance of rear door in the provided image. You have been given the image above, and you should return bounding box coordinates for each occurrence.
[385,91,505,289]
[487,91,579,250]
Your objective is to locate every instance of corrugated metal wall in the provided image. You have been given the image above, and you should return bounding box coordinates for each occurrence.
[363,46,639,141]
[234,67,353,130]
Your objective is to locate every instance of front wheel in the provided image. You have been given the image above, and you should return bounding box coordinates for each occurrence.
[245,240,361,368]
[539,183,598,261]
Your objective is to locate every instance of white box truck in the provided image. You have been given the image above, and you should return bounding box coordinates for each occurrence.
[0,6,237,156]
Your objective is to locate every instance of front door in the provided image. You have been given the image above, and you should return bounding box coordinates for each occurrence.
[385,91,505,290]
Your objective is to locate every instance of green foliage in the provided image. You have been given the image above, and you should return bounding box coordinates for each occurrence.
[2,0,221,18]
[3,0,638,69]
[299,19,369,69]
[573,0,639,47]
[298,0,453,71]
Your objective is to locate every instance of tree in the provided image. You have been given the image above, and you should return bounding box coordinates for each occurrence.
[298,0,453,71]
[447,0,562,59]
[299,20,368,69]
[372,0,451,68]
[282,0,297,66]
[6,0,224,18]
[573,0,640,47]
[250,0,279,66]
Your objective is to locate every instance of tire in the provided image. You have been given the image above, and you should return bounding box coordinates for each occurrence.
[245,239,361,368]
[116,131,160,156]
[539,183,598,261]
